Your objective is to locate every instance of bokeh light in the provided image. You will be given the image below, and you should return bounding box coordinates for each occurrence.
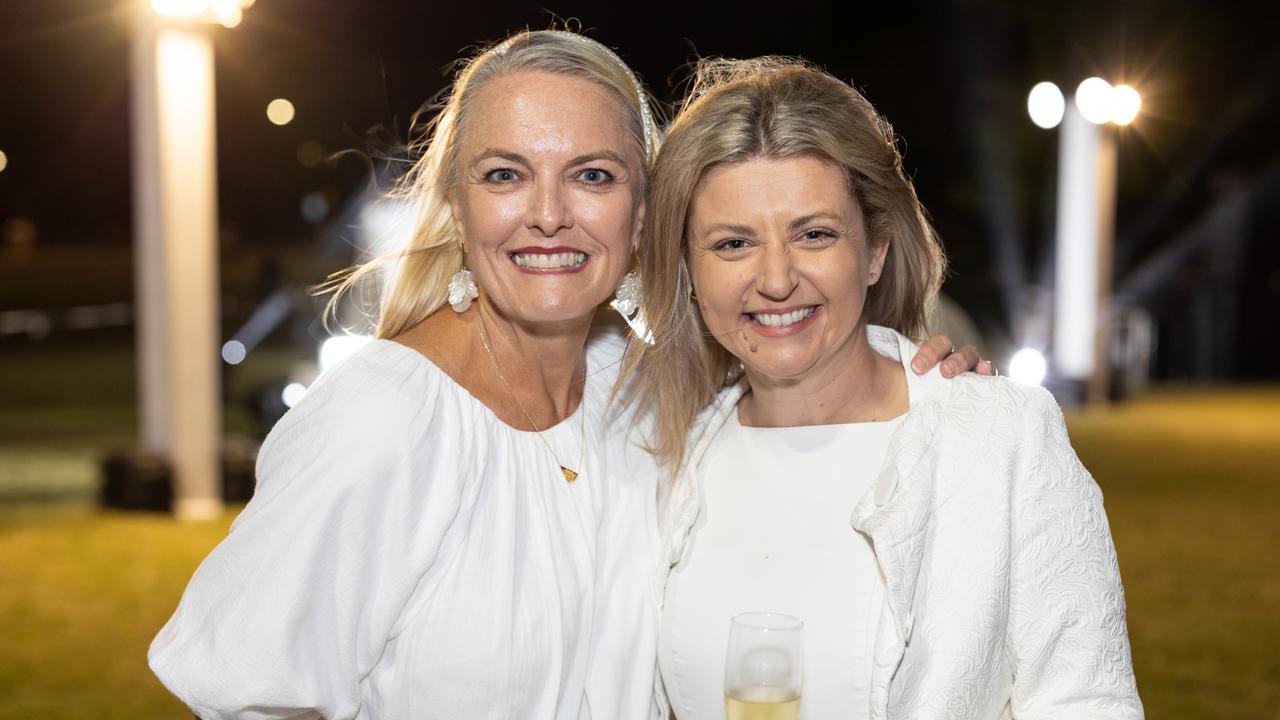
[300,192,330,224]
[281,382,307,408]
[1009,348,1048,386]
[0,150,8,173]
[1027,82,1065,129]
[220,340,246,365]
[1110,84,1142,126]
[1075,77,1115,125]
[151,0,209,17]
[266,98,295,126]
[209,0,243,27]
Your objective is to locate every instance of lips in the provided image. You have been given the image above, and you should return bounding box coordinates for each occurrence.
[509,247,588,271]
[747,305,817,328]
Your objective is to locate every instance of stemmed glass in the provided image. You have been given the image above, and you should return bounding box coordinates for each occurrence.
[724,612,804,720]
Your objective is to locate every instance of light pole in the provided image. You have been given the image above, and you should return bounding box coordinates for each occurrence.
[1027,78,1141,404]
[130,0,252,519]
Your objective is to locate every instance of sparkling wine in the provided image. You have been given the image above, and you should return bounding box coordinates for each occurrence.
[724,686,801,720]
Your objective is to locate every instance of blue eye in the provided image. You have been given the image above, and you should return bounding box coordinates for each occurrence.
[577,168,613,184]
[485,168,519,182]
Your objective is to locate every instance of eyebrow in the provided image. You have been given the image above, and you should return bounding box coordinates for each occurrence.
[469,149,629,168]
[787,212,845,232]
[701,222,756,236]
[700,212,846,237]
[471,149,528,167]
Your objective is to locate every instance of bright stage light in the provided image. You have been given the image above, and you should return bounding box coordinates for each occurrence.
[281,382,307,408]
[1075,77,1114,125]
[1009,348,1048,386]
[1027,82,1065,129]
[319,335,373,373]
[267,98,295,126]
[209,0,243,26]
[152,0,209,17]
[1110,84,1142,126]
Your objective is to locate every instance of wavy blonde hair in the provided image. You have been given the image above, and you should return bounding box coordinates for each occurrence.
[622,57,946,471]
[327,29,660,338]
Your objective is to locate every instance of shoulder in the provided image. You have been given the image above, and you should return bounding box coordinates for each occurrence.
[256,340,460,481]
[945,373,1062,422]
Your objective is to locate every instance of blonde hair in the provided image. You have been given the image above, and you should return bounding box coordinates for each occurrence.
[623,57,946,470]
[328,29,660,338]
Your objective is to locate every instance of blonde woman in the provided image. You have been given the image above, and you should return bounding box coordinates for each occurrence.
[149,30,667,719]
[149,31,981,719]
[627,59,1143,719]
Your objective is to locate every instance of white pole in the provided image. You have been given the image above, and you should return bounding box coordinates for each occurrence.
[130,12,223,520]
[1053,101,1116,404]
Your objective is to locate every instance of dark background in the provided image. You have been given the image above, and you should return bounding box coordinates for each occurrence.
[2,0,1278,379]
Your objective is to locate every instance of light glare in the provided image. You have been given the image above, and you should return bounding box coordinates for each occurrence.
[319,335,373,372]
[152,0,209,17]
[281,382,307,408]
[1075,77,1114,125]
[1009,348,1048,386]
[266,98,295,126]
[1027,82,1065,129]
[0,150,7,173]
[1110,84,1142,125]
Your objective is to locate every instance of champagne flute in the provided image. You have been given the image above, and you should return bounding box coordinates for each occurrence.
[724,612,804,720]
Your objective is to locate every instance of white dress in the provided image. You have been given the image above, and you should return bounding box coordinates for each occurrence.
[149,328,659,720]
[660,412,899,720]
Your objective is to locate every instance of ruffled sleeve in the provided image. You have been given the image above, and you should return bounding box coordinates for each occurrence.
[149,343,464,720]
[1006,386,1144,718]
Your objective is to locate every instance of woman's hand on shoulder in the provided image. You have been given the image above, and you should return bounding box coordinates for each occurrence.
[911,335,996,378]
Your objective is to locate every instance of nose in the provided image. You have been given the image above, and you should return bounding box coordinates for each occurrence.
[755,241,798,301]
[525,178,573,236]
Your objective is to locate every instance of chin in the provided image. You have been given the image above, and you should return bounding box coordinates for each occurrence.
[737,349,822,381]
[519,298,604,325]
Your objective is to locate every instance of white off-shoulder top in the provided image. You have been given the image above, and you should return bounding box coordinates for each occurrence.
[149,328,659,720]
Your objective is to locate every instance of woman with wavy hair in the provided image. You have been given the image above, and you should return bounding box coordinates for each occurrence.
[627,58,1143,719]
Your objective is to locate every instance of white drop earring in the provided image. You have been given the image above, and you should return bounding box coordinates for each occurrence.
[609,271,654,344]
[448,268,479,313]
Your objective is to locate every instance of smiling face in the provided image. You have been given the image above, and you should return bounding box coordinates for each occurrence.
[450,71,645,326]
[687,155,889,382]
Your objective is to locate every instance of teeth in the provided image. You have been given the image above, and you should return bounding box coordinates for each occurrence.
[750,307,815,327]
[512,252,587,269]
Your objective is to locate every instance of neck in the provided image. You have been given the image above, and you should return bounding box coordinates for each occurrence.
[474,300,592,420]
[738,324,907,427]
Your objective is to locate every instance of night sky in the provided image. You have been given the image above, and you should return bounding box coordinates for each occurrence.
[2,0,1278,376]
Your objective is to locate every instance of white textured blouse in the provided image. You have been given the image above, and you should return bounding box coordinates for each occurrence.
[660,413,901,720]
[150,328,659,720]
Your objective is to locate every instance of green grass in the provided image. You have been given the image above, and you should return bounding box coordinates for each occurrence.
[1067,386,1280,719]
[0,380,1276,717]
[0,506,234,719]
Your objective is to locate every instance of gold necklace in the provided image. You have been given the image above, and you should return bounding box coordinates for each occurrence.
[476,318,586,482]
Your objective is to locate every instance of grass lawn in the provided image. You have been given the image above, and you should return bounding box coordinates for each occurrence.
[1068,386,1280,719]
[0,381,1277,718]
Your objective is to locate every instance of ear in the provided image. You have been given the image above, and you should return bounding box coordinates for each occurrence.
[868,233,890,286]
[630,198,646,253]
[448,195,467,253]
